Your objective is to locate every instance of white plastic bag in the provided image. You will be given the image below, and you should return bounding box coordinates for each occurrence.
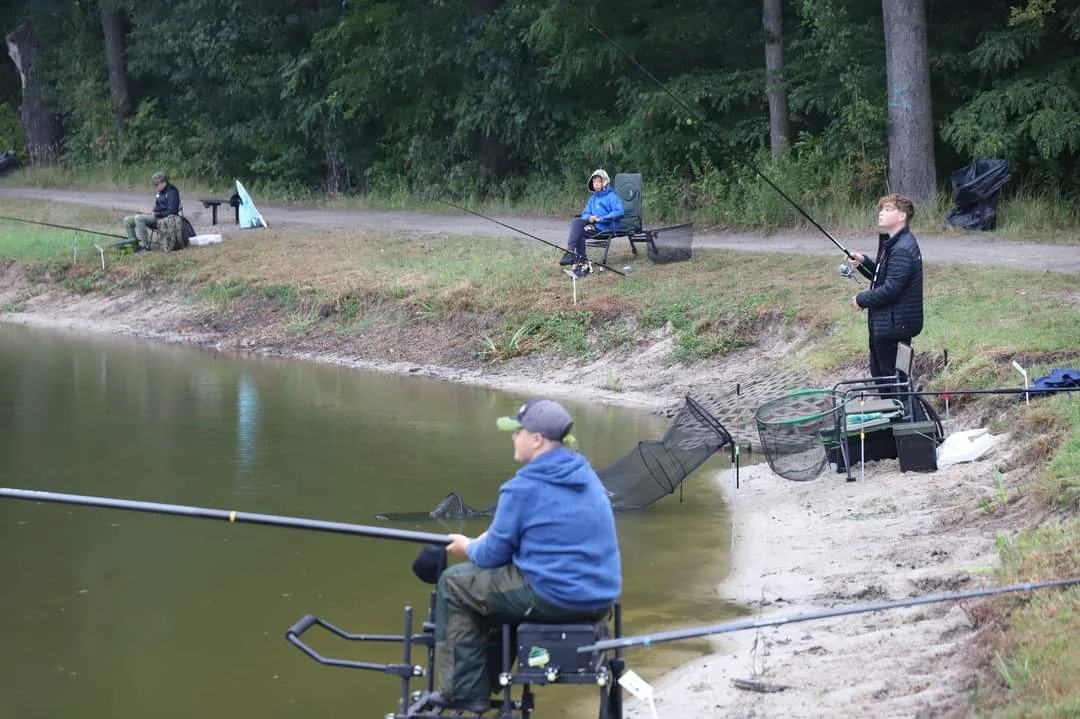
[937,428,995,469]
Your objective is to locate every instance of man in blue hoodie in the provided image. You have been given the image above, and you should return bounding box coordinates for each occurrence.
[431,398,621,714]
[560,169,625,274]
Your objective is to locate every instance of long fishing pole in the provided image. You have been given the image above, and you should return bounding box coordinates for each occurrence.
[846,386,1080,399]
[0,488,451,545]
[563,3,857,260]
[437,198,627,277]
[579,576,1080,653]
[0,213,128,241]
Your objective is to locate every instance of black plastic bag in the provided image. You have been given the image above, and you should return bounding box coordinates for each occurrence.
[945,159,1009,231]
[0,149,17,175]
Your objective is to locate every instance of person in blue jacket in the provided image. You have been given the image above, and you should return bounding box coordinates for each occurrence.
[430,398,621,714]
[560,168,625,270]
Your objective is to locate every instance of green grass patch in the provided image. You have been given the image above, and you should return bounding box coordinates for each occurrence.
[982,520,1080,717]
[200,278,252,304]
[1035,395,1080,510]
[814,263,1080,385]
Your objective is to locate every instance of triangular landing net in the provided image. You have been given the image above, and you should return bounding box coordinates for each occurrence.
[377,395,732,522]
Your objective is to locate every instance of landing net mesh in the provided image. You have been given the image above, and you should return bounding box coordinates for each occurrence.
[754,388,845,482]
[377,396,731,522]
[647,223,694,264]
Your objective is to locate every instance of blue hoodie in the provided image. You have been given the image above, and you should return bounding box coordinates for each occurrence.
[581,187,625,233]
[466,447,621,611]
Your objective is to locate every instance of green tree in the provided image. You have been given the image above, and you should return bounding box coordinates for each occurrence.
[941,0,1080,188]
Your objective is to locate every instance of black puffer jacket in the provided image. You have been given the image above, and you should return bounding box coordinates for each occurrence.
[152,183,181,218]
[854,226,924,341]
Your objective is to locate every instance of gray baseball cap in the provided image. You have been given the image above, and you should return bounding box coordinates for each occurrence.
[150,171,168,184]
[496,398,574,442]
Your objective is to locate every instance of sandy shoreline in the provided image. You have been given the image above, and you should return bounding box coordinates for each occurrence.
[623,455,1010,719]
[0,294,1019,719]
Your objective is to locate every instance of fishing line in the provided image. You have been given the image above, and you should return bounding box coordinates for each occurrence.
[437,198,627,276]
[0,487,452,545]
[579,576,1080,652]
[0,213,128,241]
[562,3,857,260]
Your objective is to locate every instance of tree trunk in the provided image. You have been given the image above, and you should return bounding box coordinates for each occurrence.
[99,0,130,135]
[882,0,936,202]
[763,0,789,157]
[5,22,59,165]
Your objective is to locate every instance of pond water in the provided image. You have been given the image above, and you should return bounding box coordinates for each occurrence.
[0,323,740,718]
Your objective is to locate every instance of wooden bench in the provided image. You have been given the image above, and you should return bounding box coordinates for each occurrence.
[199,197,240,226]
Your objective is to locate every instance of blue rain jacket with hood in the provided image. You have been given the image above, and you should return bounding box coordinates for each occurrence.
[466,445,621,611]
[580,169,625,232]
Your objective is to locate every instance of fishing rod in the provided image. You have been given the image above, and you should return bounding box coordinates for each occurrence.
[0,213,128,241]
[0,487,452,545]
[563,3,858,261]
[847,386,1080,399]
[437,198,627,277]
[579,576,1080,653]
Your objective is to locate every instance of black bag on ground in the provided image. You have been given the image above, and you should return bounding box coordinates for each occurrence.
[945,159,1009,231]
[0,149,17,175]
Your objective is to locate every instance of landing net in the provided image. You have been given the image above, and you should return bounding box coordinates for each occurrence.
[647,223,694,263]
[377,395,731,521]
[754,388,845,481]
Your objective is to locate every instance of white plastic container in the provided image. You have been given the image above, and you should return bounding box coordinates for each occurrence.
[189,234,224,246]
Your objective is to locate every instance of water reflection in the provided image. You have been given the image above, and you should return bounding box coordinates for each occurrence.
[236,373,259,489]
[0,322,741,718]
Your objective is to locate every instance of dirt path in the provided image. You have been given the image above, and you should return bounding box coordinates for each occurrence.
[3,186,1079,273]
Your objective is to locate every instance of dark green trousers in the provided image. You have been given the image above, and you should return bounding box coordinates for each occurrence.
[435,562,609,704]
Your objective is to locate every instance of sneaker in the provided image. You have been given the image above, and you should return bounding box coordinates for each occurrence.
[558,252,577,266]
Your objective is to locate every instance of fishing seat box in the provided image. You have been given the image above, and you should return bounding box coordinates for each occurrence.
[515,620,609,679]
[826,427,898,472]
[893,421,938,472]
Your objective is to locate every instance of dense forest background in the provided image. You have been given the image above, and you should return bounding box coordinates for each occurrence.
[2,0,1079,222]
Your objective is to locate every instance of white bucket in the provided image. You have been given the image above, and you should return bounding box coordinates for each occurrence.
[189,234,224,246]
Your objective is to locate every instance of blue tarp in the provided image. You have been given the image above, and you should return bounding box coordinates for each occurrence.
[234,180,267,229]
[1030,368,1080,396]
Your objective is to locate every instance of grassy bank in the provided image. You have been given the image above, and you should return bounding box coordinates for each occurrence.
[1,197,1079,715]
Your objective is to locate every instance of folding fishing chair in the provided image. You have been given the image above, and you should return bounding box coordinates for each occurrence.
[584,173,657,265]
[828,343,916,480]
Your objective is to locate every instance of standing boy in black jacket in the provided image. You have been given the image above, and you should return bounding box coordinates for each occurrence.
[847,193,924,387]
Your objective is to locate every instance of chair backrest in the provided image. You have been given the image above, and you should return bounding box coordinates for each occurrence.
[612,173,643,232]
[895,342,913,381]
